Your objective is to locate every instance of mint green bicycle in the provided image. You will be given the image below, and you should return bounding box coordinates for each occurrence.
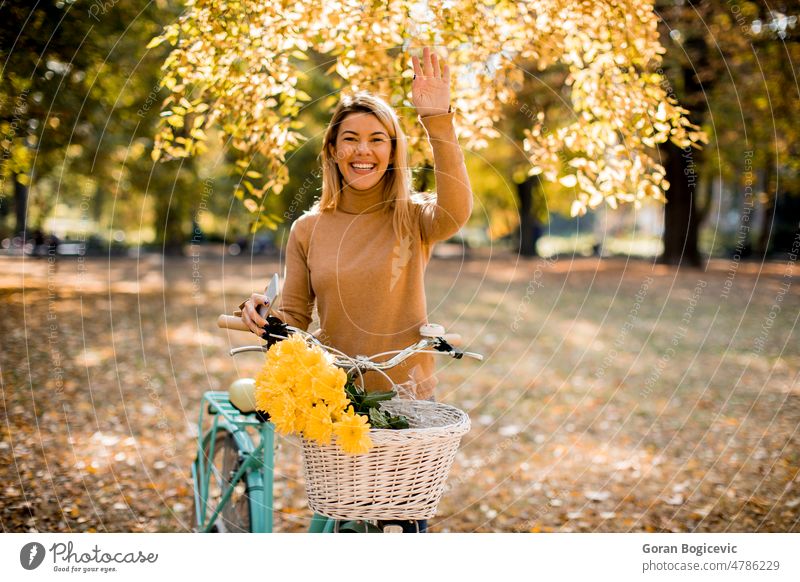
[191,293,482,533]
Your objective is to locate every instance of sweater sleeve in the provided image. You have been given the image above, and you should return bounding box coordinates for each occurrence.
[417,110,474,245]
[271,216,315,330]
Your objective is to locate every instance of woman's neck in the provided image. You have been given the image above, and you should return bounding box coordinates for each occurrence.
[337,179,391,214]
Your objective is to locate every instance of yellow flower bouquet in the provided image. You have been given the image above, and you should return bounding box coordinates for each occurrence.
[254,333,407,455]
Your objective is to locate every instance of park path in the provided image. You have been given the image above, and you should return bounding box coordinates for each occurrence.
[1,249,798,532]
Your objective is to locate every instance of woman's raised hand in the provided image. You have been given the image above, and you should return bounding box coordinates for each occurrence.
[410,46,451,118]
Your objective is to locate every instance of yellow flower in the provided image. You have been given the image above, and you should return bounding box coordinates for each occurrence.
[333,407,373,454]
[311,367,349,410]
[252,332,365,450]
[254,368,279,412]
[267,363,293,387]
[293,392,316,421]
[265,392,301,435]
[297,345,325,371]
[303,402,334,445]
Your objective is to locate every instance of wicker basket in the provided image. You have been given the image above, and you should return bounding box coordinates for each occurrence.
[301,399,471,521]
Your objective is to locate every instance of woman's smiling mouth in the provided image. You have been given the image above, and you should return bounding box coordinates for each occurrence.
[350,162,377,174]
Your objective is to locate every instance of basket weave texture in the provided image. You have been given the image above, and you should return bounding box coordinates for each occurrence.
[301,399,470,520]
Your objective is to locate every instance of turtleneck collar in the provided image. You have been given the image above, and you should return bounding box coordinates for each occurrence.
[336,179,392,215]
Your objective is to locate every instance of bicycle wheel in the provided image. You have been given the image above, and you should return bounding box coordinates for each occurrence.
[194,428,252,533]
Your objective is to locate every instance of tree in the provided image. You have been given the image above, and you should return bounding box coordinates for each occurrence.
[0,1,236,253]
[500,62,569,257]
[655,0,800,264]
[148,0,706,236]
[0,1,97,238]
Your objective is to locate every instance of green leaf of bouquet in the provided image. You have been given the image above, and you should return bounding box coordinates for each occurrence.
[344,381,365,405]
[387,415,410,429]
[368,407,390,429]
[361,391,396,408]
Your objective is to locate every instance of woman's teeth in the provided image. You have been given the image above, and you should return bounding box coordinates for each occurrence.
[351,163,376,173]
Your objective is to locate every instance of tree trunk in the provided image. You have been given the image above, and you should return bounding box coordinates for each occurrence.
[152,160,192,256]
[517,176,541,257]
[659,141,703,267]
[756,158,774,257]
[657,31,712,268]
[0,182,9,224]
[14,173,28,238]
[154,194,187,256]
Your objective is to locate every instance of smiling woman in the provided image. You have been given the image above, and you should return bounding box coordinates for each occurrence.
[317,91,418,237]
[268,90,471,402]
[239,48,473,532]
[241,48,473,405]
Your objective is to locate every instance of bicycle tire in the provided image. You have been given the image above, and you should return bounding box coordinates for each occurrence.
[193,428,252,533]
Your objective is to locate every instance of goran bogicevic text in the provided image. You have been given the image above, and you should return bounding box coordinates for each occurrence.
[643,543,738,558]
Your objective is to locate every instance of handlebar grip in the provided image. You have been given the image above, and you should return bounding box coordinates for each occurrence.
[217,314,251,332]
[442,333,462,346]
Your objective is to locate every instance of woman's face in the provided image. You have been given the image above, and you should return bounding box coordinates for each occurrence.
[329,112,392,191]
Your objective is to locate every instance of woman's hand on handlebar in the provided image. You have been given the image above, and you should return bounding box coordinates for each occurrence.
[241,293,270,336]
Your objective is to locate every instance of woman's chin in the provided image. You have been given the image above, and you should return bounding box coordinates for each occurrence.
[345,175,384,191]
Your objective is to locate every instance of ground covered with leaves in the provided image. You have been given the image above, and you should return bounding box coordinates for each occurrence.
[2,248,798,532]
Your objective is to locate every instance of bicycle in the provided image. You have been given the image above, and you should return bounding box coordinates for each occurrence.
[191,284,483,533]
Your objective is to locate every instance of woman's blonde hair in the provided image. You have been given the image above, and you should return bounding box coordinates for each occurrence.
[314,91,418,242]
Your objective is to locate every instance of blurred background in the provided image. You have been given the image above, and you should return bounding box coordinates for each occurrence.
[1,1,797,261]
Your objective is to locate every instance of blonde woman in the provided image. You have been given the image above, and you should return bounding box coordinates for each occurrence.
[242,46,472,399]
[240,47,472,531]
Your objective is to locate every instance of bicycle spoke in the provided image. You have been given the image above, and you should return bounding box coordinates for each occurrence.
[195,430,252,533]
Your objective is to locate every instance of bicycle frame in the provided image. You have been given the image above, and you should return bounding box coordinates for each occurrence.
[192,391,334,533]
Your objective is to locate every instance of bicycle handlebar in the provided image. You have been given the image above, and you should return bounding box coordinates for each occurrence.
[218,314,251,333]
[216,313,484,374]
[217,313,465,347]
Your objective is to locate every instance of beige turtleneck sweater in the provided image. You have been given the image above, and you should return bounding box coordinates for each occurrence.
[270,111,472,400]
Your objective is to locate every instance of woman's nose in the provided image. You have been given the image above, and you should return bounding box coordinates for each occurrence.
[355,140,369,153]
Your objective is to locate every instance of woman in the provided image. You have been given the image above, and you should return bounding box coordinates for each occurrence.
[240,48,472,532]
[241,46,472,402]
